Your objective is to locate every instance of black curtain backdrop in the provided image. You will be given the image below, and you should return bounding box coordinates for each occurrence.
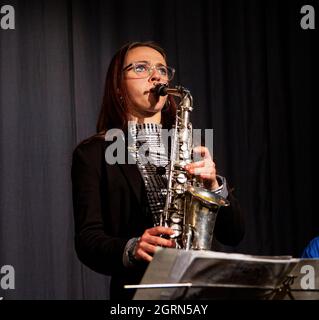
[0,0,317,299]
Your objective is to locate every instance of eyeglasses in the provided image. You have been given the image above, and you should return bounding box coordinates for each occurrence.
[123,61,175,81]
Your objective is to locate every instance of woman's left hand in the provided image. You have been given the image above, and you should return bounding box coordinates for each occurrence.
[184,146,219,191]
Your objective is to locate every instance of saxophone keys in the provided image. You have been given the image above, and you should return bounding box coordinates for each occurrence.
[176,173,187,184]
[170,216,182,224]
[180,143,188,151]
[183,151,190,159]
[171,224,182,237]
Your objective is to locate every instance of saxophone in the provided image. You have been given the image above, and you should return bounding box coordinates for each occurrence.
[152,83,229,250]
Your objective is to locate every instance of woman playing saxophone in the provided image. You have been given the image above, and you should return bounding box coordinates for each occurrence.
[72,41,245,299]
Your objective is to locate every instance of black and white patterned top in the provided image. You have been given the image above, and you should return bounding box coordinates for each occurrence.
[128,122,169,227]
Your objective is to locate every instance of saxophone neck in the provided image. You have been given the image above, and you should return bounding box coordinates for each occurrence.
[152,84,193,109]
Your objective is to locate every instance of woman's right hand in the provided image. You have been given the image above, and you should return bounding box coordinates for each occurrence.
[134,226,175,262]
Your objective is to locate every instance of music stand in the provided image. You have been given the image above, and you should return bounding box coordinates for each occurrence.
[126,248,301,300]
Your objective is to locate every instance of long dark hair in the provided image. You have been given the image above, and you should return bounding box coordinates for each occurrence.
[96,41,176,133]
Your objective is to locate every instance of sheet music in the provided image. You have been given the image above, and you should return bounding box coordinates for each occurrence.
[133,248,301,300]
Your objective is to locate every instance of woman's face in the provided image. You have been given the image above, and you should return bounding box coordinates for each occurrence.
[122,46,169,119]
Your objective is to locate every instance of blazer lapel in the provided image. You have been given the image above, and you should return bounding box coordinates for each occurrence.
[104,131,143,205]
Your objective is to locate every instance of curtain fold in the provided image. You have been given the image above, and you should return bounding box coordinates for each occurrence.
[0,0,316,299]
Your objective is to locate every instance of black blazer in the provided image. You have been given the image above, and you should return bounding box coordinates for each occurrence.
[71,136,245,299]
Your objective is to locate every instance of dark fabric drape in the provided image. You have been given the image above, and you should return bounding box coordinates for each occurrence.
[0,0,316,299]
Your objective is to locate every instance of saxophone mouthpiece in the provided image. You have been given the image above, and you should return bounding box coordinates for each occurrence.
[151,83,168,97]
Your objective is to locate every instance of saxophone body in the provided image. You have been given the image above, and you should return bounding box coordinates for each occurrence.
[153,84,229,250]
